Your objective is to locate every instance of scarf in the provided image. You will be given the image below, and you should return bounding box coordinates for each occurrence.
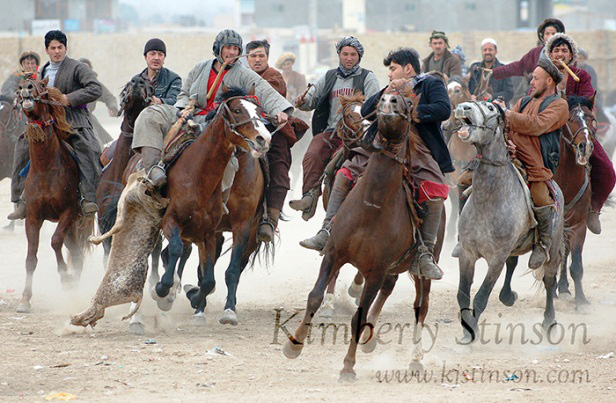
[337,64,360,79]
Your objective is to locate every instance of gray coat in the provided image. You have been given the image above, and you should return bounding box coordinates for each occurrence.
[175,59,293,116]
[41,56,102,129]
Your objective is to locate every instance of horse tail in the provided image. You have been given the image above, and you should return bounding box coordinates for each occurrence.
[99,194,121,239]
[249,238,276,269]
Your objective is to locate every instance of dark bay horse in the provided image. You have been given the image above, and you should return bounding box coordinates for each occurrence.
[97,76,153,266]
[284,92,444,382]
[501,96,596,310]
[150,87,271,318]
[15,76,94,313]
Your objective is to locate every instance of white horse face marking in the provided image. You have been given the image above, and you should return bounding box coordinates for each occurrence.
[240,99,271,156]
[353,104,371,129]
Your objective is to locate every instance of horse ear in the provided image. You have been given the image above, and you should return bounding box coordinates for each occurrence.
[589,91,596,108]
[43,76,49,86]
[222,83,229,93]
[248,83,256,96]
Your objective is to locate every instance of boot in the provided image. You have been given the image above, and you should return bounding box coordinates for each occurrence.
[587,210,601,235]
[141,146,167,188]
[411,199,444,280]
[451,183,470,258]
[257,207,280,243]
[7,200,26,220]
[289,186,321,221]
[528,204,556,270]
[300,174,352,251]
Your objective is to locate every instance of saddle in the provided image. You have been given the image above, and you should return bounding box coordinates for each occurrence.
[162,124,199,166]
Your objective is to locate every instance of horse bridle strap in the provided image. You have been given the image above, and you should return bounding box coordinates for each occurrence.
[29,118,54,128]
[563,105,595,147]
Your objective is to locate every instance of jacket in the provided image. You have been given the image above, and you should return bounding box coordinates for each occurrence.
[468,58,514,103]
[422,49,462,78]
[134,67,182,105]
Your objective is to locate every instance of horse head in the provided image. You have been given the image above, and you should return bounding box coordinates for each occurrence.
[118,75,154,119]
[16,74,50,117]
[218,84,271,158]
[564,95,596,166]
[447,79,471,109]
[455,101,503,146]
[377,90,415,143]
[338,91,369,146]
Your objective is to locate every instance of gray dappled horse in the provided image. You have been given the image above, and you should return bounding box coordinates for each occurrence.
[454,101,565,343]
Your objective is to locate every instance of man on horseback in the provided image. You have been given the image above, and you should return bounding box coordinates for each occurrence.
[493,58,569,268]
[289,36,380,219]
[422,31,462,78]
[8,30,103,219]
[468,38,513,104]
[246,40,309,242]
[1,51,40,103]
[132,29,292,188]
[543,33,615,234]
[133,38,182,106]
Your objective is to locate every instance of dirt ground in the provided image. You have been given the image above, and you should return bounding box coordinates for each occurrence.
[0,116,615,402]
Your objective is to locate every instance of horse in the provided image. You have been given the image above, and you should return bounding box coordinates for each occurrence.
[501,96,596,310]
[97,76,153,267]
[454,101,565,343]
[148,86,272,320]
[14,75,94,313]
[284,91,444,382]
[0,100,23,181]
[444,79,475,240]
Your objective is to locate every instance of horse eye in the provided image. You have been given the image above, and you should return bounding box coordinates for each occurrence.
[488,105,493,111]
[233,109,241,114]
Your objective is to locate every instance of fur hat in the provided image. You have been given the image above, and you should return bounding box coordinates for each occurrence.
[544,32,579,66]
[537,18,565,43]
[275,52,296,69]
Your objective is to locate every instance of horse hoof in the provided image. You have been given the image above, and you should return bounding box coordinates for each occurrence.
[128,322,145,335]
[348,282,362,298]
[338,371,357,383]
[16,303,31,313]
[499,290,518,307]
[283,340,303,359]
[559,291,573,302]
[219,309,238,326]
[155,282,170,299]
[457,333,474,346]
[60,274,76,290]
[360,336,377,354]
[318,306,334,318]
[156,298,174,312]
[543,319,557,333]
[576,301,591,314]
[408,361,425,376]
[192,312,207,326]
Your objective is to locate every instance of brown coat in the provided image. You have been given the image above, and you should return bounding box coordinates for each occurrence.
[509,94,569,182]
[422,49,462,78]
[283,70,307,102]
[259,66,308,146]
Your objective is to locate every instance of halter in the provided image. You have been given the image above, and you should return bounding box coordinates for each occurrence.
[338,101,370,148]
[218,95,270,151]
[20,78,65,107]
[465,102,509,167]
[376,93,414,167]
[563,104,595,147]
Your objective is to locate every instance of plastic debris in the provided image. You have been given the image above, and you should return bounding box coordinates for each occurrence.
[50,363,70,368]
[441,383,460,389]
[144,339,157,345]
[510,387,532,392]
[206,346,230,356]
[531,359,539,364]
[0,300,7,305]
[33,365,44,370]
[44,392,77,401]
[197,382,216,388]
[504,373,519,382]
[6,288,15,293]
[597,352,614,359]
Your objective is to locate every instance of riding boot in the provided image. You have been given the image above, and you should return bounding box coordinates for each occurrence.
[289,185,321,221]
[528,204,556,270]
[586,210,601,235]
[451,183,471,258]
[257,207,281,243]
[300,174,352,251]
[141,146,167,188]
[411,199,444,280]
[7,199,26,220]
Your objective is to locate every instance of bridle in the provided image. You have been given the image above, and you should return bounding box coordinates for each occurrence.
[338,101,371,148]
[218,95,272,151]
[18,78,64,108]
[563,104,595,148]
[464,102,509,167]
[377,93,415,166]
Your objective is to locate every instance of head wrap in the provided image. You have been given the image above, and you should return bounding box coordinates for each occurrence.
[19,51,40,66]
[480,38,497,49]
[544,32,579,65]
[429,30,449,47]
[537,57,563,85]
[335,36,364,60]
[144,38,166,56]
[451,45,466,61]
[275,52,296,69]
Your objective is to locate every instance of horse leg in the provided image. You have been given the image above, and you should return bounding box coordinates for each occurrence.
[64,224,86,286]
[348,271,364,305]
[283,251,342,359]
[156,241,191,312]
[148,235,162,288]
[359,274,397,353]
[319,271,340,318]
[499,256,519,306]
[542,269,558,331]
[188,236,217,322]
[128,301,145,335]
[557,249,572,299]
[51,212,75,287]
[470,257,507,337]
[446,192,459,241]
[18,217,43,313]
[570,243,590,309]
[220,228,251,326]
[339,274,384,382]
[409,276,432,374]
[154,226,183,300]
[457,252,477,343]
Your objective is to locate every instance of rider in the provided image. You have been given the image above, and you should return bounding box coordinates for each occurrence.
[331,47,453,280]
[132,29,292,188]
[468,38,514,105]
[1,51,40,103]
[133,38,182,105]
[289,36,380,219]
[245,39,309,242]
[422,31,462,78]
[492,18,565,81]
[8,30,103,220]
[493,58,569,269]
[275,52,307,104]
[544,33,616,234]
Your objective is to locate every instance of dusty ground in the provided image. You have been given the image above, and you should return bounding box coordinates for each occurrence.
[0,115,615,401]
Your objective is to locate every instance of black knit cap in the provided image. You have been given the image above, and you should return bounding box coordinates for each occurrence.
[144,38,166,56]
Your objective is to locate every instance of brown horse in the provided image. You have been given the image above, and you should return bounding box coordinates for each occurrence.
[500,95,596,310]
[284,92,444,381]
[97,76,153,266]
[444,79,474,240]
[150,86,271,318]
[15,75,94,313]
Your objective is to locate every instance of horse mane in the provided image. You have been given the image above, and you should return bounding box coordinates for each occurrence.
[567,95,593,111]
[46,86,75,141]
[204,86,249,122]
[447,76,469,91]
[338,90,365,114]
